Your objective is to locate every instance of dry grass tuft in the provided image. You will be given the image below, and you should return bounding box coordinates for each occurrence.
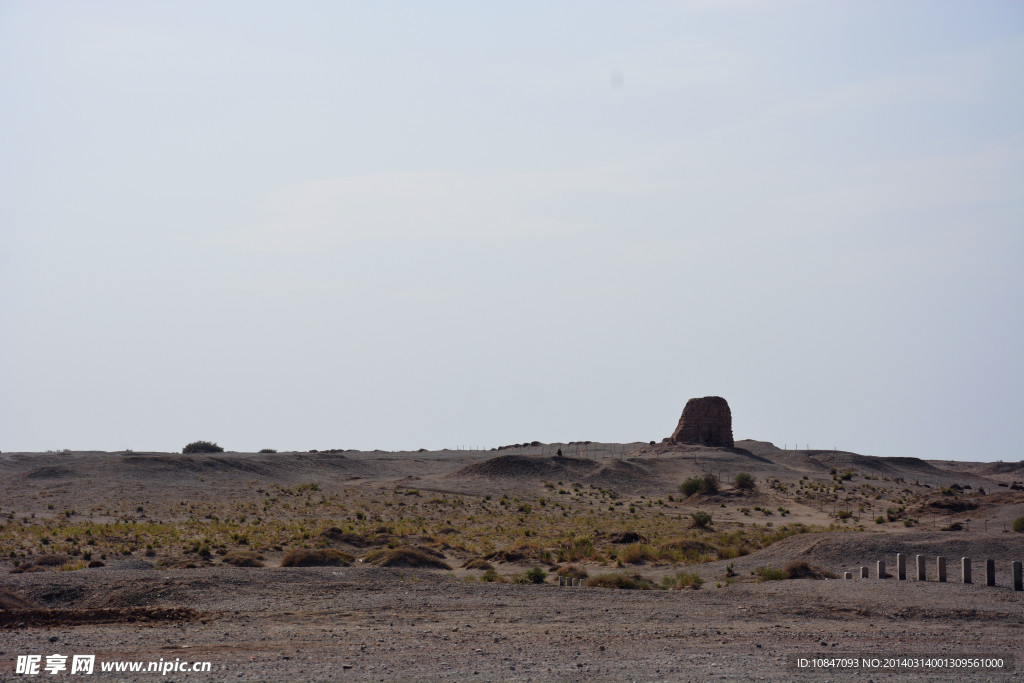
[661,571,703,590]
[281,548,354,567]
[555,564,588,580]
[463,558,494,571]
[318,528,376,547]
[484,546,532,563]
[221,550,266,567]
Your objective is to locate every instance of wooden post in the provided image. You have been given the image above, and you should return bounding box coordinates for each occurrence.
[937,557,946,582]
[897,553,906,580]
[985,559,995,587]
[916,555,926,581]
[1013,561,1022,591]
[860,566,868,578]
[877,560,886,579]
[844,572,852,580]
[962,557,972,584]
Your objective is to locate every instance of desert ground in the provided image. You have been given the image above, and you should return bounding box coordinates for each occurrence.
[1,441,1022,681]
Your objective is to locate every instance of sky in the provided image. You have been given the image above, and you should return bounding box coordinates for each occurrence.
[1,1,1022,461]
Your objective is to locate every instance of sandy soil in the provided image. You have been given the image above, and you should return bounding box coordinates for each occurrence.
[1,443,1022,681]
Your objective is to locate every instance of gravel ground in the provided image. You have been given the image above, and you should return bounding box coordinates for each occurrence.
[2,563,1022,682]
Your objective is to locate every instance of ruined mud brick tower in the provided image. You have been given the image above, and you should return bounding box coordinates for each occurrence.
[669,396,734,447]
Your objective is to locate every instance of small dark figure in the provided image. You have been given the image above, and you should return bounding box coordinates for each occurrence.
[556,448,563,457]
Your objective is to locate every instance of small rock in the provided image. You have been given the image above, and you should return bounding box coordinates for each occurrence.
[49,636,58,643]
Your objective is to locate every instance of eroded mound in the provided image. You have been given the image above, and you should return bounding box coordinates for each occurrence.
[221,550,266,567]
[363,546,451,569]
[0,607,197,629]
[0,589,36,610]
[452,455,596,479]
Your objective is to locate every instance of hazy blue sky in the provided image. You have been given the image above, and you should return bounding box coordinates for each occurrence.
[2,1,1022,460]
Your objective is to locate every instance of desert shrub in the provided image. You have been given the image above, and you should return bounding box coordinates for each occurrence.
[619,543,658,564]
[558,536,596,562]
[942,522,964,531]
[318,529,374,548]
[1012,516,1024,533]
[679,474,718,496]
[555,564,588,580]
[782,560,835,579]
[221,550,265,567]
[661,572,703,590]
[752,566,789,582]
[658,537,717,560]
[518,566,547,584]
[32,553,70,567]
[258,448,277,454]
[463,558,494,571]
[363,546,451,570]
[734,472,756,490]
[585,572,653,590]
[875,516,886,524]
[836,510,852,520]
[281,548,354,567]
[481,568,506,583]
[607,531,646,544]
[690,511,713,530]
[182,441,224,454]
[485,545,538,563]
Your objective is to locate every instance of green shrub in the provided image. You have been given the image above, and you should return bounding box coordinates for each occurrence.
[734,472,755,490]
[679,474,719,496]
[1012,516,1024,533]
[619,543,658,564]
[585,572,653,590]
[515,566,547,584]
[558,536,596,562]
[753,566,788,582]
[258,448,277,454]
[182,441,224,454]
[690,511,713,529]
[661,572,703,590]
[481,568,503,583]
